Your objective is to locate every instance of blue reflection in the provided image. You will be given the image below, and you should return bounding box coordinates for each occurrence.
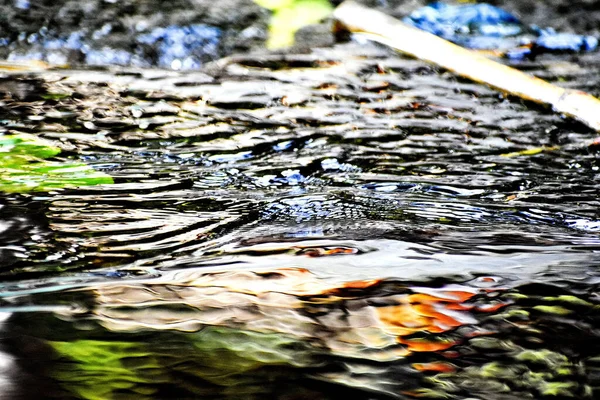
[535,28,598,52]
[404,2,598,58]
[14,0,30,10]
[1,23,222,69]
[137,25,221,69]
[85,48,134,67]
[405,2,522,39]
[271,170,307,186]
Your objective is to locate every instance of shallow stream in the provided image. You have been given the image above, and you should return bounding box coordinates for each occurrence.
[0,41,599,399]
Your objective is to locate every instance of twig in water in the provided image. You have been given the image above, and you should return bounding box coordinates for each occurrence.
[333,1,600,134]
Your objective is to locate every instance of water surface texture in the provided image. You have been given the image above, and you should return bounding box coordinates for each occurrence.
[1,43,600,399]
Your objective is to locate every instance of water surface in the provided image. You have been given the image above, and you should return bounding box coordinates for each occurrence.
[1,43,599,399]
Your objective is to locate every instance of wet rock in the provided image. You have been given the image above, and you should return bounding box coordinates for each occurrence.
[0,0,269,69]
[487,0,600,36]
[294,22,336,50]
[297,0,600,55]
[343,0,600,36]
[293,0,428,51]
[0,76,47,101]
[403,2,598,58]
[331,0,429,18]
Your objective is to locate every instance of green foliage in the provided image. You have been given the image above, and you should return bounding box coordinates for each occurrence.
[0,134,113,193]
[256,0,333,48]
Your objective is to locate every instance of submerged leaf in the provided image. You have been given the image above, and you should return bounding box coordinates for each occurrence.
[0,134,113,193]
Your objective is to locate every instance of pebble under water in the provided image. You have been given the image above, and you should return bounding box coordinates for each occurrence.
[0,42,600,399]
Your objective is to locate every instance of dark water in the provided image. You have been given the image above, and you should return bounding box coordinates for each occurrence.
[1,43,600,399]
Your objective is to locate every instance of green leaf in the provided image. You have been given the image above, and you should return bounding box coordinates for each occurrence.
[0,134,61,159]
[0,134,113,193]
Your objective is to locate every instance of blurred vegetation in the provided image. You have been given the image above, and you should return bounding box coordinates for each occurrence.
[255,0,333,48]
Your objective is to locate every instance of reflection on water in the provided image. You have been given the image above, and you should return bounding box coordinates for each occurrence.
[1,42,600,398]
[2,267,599,399]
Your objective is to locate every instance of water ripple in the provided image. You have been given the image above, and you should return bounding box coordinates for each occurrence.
[1,42,600,399]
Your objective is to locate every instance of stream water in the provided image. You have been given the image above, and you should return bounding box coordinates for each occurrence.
[0,41,599,399]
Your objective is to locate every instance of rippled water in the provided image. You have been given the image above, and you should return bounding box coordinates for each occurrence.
[1,43,600,399]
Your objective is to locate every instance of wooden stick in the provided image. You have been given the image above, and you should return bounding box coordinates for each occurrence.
[333,1,600,132]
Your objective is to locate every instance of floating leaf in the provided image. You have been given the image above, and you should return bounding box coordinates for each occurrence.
[0,134,113,193]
